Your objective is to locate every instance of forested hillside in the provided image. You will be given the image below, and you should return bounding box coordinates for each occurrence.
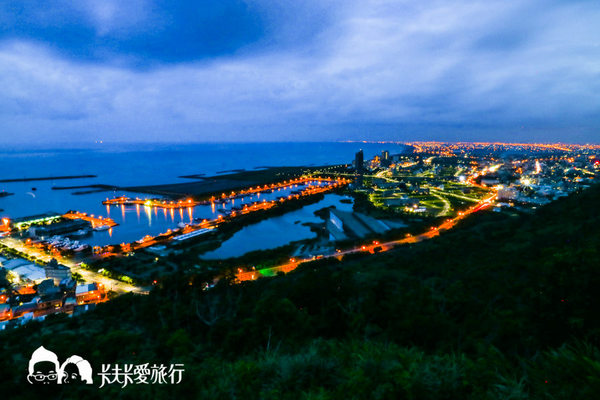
[1,185,599,399]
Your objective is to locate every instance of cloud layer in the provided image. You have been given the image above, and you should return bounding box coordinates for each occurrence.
[1,0,599,143]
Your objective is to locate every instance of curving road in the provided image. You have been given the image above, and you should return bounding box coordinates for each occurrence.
[237,192,497,281]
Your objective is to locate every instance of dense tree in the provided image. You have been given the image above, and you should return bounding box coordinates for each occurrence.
[1,185,599,399]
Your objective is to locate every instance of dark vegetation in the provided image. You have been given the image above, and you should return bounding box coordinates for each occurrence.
[1,185,599,399]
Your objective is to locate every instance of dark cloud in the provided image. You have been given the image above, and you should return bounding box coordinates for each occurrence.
[0,0,599,143]
[0,1,264,65]
[0,1,338,67]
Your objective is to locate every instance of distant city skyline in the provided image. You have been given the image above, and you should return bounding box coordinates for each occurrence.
[1,0,599,144]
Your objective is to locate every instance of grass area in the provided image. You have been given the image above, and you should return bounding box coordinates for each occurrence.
[361,177,492,219]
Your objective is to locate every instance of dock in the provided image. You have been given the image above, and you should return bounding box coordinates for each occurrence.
[62,211,118,229]
[102,196,200,209]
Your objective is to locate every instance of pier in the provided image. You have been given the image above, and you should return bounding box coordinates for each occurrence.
[102,196,200,209]
[62,211,118,228]
[93,177,348,257]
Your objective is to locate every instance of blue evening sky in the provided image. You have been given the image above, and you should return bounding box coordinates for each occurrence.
[0,0,599,144]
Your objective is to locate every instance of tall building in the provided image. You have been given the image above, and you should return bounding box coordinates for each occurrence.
[381,150,391,167]
[354,150,364,186]
[355,150,364,174]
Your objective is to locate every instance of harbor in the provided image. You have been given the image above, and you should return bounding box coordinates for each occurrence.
[1,176,349,261]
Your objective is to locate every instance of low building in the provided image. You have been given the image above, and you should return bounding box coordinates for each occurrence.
[75,283,106,304]
[37,293,64,310]
[326,219,349,241]
[328,209,393,240]
[59,278,76,291]
[44,259,71,285]
[11,213,62,230]
[11,264,46,283]
[37,279,60,296]
[1,258,30,271]
[29,218,91,238]
[63,297,76,313]
[12,300,39,318]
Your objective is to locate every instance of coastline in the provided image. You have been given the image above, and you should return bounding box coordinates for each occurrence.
[106,166,327,198]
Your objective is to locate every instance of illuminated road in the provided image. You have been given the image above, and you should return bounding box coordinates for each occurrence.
[0,237,148,294]
[429,192,451,217]
[430,188,481,203]
[374,169,396,182]
[237,192,498,282]
[1,177,348,293]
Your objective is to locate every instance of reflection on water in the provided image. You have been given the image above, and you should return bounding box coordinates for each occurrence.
[0,143,406,251]
[200,194,353,259]
[0,179,339,248]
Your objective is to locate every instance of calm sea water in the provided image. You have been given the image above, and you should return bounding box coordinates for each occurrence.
[0,142,405,187]
[0,142,405,253]
[201,193,354,259]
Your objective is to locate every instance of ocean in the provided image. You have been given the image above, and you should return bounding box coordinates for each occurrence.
[0,142,406,187]
[0,142,406,255]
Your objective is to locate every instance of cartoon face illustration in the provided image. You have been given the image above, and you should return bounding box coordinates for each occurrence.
[27,346,60,385]
[27,346,94,385]
[58,355,94,384]
[62,363,81,383]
